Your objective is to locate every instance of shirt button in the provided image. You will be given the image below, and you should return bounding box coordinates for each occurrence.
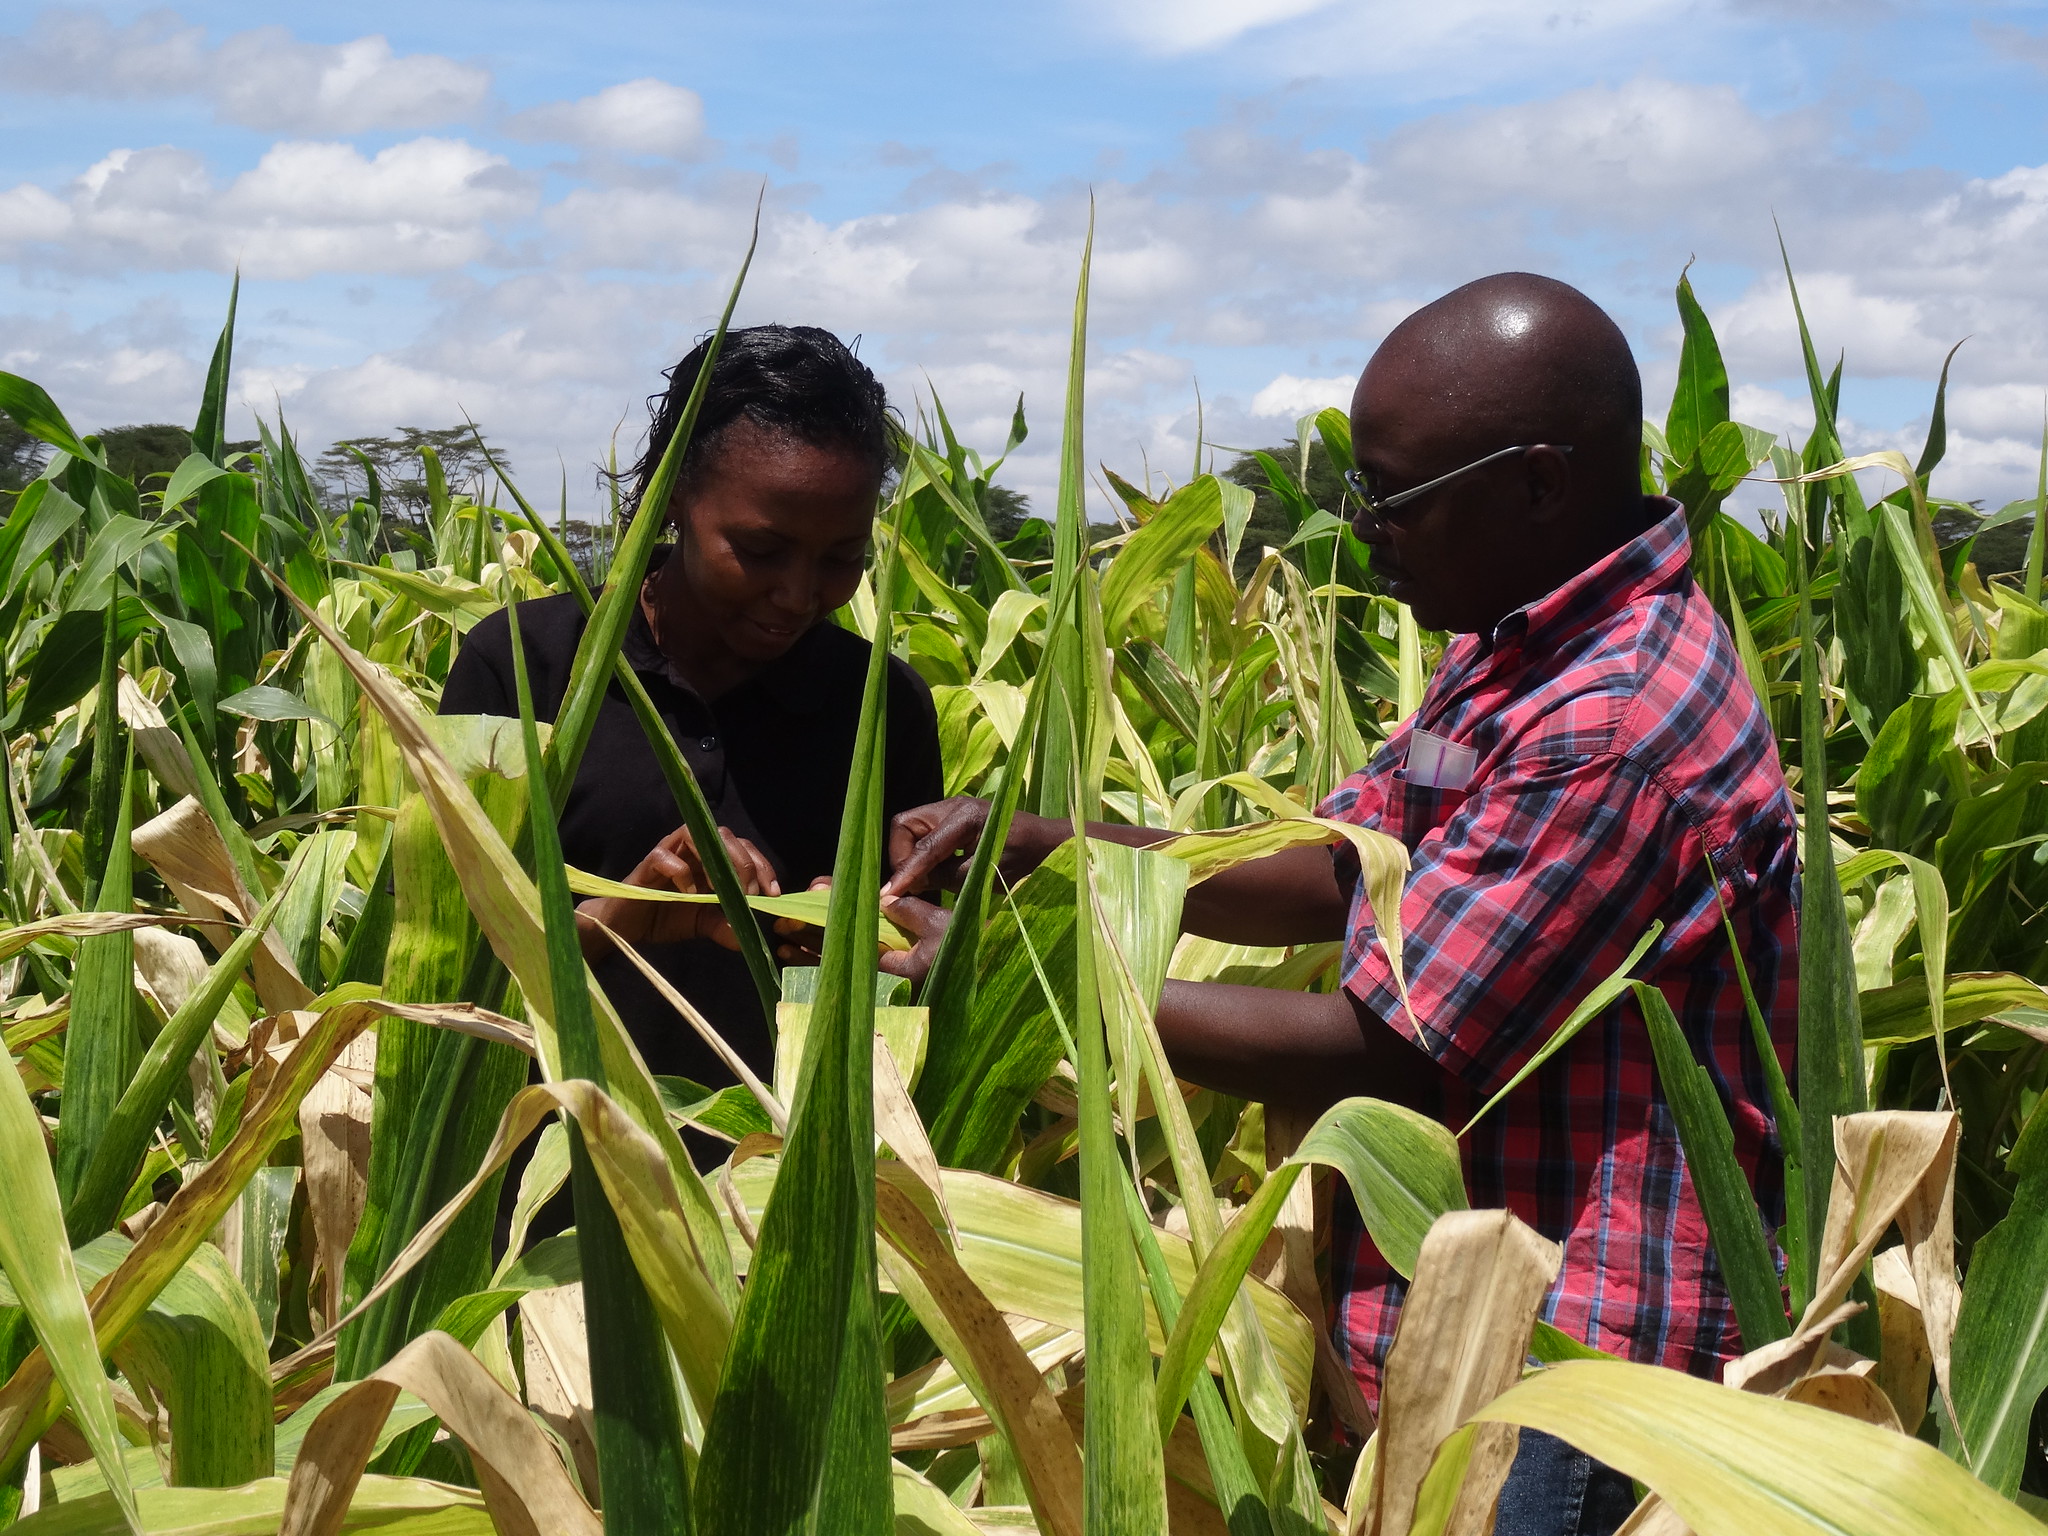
[700,736,718,752]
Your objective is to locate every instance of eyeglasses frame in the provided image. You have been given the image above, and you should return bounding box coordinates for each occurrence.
[1343,443,1573,528]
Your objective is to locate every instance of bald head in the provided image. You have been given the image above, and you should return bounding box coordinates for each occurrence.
[1370,273,1641,496]
[1347,275,1656,634]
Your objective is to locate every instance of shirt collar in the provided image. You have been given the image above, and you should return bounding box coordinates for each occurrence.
[1482,497,1690,656]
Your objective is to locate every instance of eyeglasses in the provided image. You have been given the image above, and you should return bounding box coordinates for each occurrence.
[1343,444,1572,528]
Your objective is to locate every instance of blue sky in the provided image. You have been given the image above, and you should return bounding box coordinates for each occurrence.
[3,1,2047,514]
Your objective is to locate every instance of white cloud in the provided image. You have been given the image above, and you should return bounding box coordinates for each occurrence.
[7,15,2048,522]
[1251,373,1354,419]
[1375,80,1797,211]
[0,138,535,279]
[1089,0,1341,52]
[508,79,707,159]
[0,9,489,133]
[1090,0,1695,93]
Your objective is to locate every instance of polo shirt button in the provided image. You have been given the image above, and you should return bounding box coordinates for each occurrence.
[700,736,718,752]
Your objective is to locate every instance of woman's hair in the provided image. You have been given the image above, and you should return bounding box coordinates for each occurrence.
[621,324,891,525]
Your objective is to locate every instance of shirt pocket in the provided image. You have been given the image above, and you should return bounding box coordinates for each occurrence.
[1390,774,1469,846]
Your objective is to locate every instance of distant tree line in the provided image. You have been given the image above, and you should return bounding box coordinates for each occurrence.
[2,412,2036,579]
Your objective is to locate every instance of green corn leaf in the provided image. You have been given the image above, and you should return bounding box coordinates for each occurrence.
[1072,830,1167,1532]
[1791,525,1870,1318]
[1632,980,1789,1350]
[1090,838,1319,1525]
[1099,476,1229,645]
[911,581,1070,1162]
[1948,1097,2048,1495]
[100,1239,272,1489]
[1666,262,1731,468]
[337,795,471,1378]
[1839,848,1952,1093]
[1458,923,1662,1137]
[53,752,142,1210]
[80,601,127,898]
[919,845,1080,1173]
[1152,1161,1308,1445]
[508,598,694,1533]
[191,273,239,466]
[0,1236,274,1495]
[12,598,152,733]
[0,1042,139,1529]
[692,510,897,1536]
[231,1167,296,1349]
[1150,1093,1472,1447]
[64,515,160,617]
[0,372,97,463]
[1058,206,1169,1532]
[1859,971,2048,1044]
[1706,863,1803,1300]
[1294,1097,1469,1279]
[0,480,85,605]
[1478,1359,2041,1536]
[65,840,308,1243]
[159,452,225,517]
[1877,495,1998,747]
[12,1475,496,1534]
[1912,339,1965,484]
[903,440,1027,598]
[1120,1178,1272,1536]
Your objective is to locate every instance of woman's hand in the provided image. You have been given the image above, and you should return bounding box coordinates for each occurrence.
[575,824,778,960]
[773,877,832,964]
[883,797,1060,898]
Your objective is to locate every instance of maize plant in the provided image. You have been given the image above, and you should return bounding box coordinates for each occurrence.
[0,221,2043,1536]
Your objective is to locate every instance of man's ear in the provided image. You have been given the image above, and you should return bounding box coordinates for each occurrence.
[1521,443,1574,523]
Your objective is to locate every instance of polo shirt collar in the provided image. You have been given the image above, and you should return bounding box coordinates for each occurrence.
[1482,497,1690,657]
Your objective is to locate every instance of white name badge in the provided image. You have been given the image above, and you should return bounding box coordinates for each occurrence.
[1403,728,1479,791]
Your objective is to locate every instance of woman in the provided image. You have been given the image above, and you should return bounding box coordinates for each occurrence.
[440,324,944,1093]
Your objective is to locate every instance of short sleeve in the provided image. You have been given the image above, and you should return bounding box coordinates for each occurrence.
[882,656,946,820]
[1340,747,1696,1096]
[438,608,514,716]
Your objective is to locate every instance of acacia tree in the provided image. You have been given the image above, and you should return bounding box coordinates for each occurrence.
[1,412,48,513]
[315,424,506,524]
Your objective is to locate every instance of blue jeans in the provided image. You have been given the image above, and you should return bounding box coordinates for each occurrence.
[1493,1429,1638,1536]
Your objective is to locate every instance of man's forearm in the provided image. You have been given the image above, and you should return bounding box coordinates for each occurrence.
[1152,979,1451,1117]
[1011,816,1350,946]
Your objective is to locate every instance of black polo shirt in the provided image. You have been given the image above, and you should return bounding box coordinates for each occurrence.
[437,561,944,1087]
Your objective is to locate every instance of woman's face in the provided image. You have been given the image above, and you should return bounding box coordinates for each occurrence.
[665,416,879,668]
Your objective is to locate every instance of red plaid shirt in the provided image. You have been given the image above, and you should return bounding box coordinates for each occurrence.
[1319,503,1797,1406]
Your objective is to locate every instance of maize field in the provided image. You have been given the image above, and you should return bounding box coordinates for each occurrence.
[0,225,2045,1535]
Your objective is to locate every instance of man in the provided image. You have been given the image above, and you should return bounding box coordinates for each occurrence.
[883,273,1797,1536]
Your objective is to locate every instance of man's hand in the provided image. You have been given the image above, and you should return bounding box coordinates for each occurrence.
[883,797,1062,898]
[575,825,778,960]
[885,797,1350,947]
[878,894,950,982]
[757,884,948,977]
